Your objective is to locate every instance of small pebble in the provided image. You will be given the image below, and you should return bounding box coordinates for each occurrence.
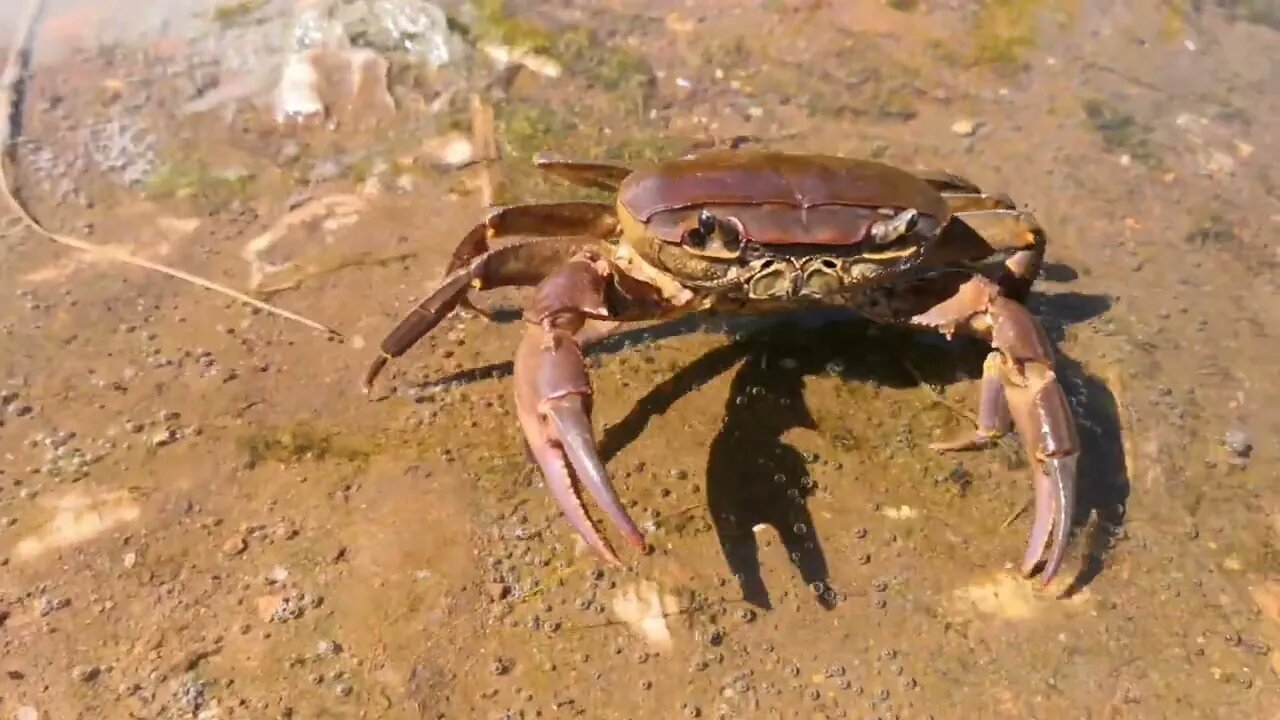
[951,118,982,137]
[1222,426,1253,458]
[221,536,247,556]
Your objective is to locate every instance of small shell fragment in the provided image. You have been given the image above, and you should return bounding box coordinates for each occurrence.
[421,132,477,169]
[481,42,563,78]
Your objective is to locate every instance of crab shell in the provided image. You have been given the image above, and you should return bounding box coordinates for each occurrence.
[610,151,952,299]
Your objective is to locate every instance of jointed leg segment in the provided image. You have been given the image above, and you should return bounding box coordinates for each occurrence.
[361,202,619,391]
[915,167,1047,303]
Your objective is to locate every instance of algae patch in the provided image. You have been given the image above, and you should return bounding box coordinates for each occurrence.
[966,0,1054,69]
[145,160,256,211]
[498,103,572,161]
[239,424,379,469]
[1081,97,1164,169]
[212,0,269,25]
[551,27,656,109]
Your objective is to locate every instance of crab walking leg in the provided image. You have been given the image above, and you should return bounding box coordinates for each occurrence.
[532,152,634,193]
[927,351,1012,451]
[514,254,646,563]
[948,208,1046,303]
[894,272,1079,583]
[362,236,602,391]
[443,201,619,276]
[442,201,620,318]
[913,168,1047,303]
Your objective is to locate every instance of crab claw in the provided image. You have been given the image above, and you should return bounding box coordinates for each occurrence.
[1023,453,1077,580]
[913,278,1080,585]
[513,285,645,563]
[1003,360,1079,585]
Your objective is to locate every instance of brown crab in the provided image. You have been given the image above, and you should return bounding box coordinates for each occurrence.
[362,148,1080,585]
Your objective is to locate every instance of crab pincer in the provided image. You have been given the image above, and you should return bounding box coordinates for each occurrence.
[512,253,647,563]
[911,275,1079,585]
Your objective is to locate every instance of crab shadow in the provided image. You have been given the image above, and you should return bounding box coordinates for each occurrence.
[418,287,1128,602]
[596,313,984,610]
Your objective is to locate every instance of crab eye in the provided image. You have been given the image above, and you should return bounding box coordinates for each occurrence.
[719,215,744,252]
[698,209,718,236]
[682,226,706,248]
[870,208,921,246]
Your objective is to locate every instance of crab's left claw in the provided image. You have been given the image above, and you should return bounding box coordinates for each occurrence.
[512,256,647,563]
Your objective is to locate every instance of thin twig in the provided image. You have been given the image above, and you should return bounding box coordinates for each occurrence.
[1000,500,1030,529]
[469,92,499,207]
[900,357,979,425]
[1,0,342,338]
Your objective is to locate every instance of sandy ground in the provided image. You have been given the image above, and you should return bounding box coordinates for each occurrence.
[1,0,1279,718]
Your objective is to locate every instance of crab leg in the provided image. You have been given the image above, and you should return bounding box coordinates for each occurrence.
[927,351,1012,451]
[362,202,620,390]
[440,201,620,317]
[889,272,1078,584]
[914,168,1046,303]
[947,208,1046,303]
[533,152,634,193]
[363,236,602,391]
[443,201,619,277]
[514,253,646,563]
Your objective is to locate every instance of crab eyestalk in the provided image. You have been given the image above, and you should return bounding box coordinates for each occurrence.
[870,208,919,245]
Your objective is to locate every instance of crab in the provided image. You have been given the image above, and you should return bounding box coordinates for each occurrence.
[362,148,1080,585]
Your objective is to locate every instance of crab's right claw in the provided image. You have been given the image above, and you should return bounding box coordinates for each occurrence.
[980,297,1080,586]
[1003,359,1079,585]
[513,320,646,564]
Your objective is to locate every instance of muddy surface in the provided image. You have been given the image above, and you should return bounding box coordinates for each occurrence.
[2,0,1279,718]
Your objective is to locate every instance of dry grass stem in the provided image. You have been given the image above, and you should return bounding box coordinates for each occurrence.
[1,0,343,338]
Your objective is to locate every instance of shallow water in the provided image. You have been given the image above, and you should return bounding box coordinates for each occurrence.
[1,1,1278,718]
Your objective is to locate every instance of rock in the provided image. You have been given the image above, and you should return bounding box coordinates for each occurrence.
[15,707,40,720]
[308,157,347,184]
[485,582,511,601]
[221,536,247,556]
[420,132,475,169]
[950,118,982,137]
[394,174,416,193]
[1223,426,1253,458]
[71,664,101,682]
[256,594,286,622]
[277,140,302,165]
[149,426,180,448]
